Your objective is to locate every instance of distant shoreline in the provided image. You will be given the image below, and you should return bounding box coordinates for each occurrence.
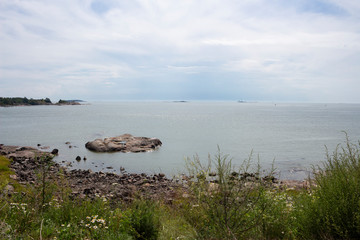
[0,97,83,107]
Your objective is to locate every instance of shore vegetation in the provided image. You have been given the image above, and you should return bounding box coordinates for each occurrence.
[1,136,360,239]
[0,97,82,106]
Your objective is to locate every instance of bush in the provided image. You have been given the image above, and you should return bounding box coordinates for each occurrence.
[296,134,360,239]
[121,199,160,240]
[183,148,274,239]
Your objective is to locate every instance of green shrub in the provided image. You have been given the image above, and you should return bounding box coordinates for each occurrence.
[183,148,274,239]
[296,134,360,239]
[121,199,160,240]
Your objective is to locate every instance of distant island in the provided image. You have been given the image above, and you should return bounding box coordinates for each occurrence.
[0,97,83,107]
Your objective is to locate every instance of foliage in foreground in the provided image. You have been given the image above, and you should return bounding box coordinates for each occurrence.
[183,149,275,239]
[295,134,360,239]
[1,135,360,239]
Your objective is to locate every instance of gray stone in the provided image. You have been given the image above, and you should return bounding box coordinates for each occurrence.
[85,134,162,153]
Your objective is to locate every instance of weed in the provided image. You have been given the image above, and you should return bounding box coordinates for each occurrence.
[121,199,160,240]
[183,148,274,239]
[296,133,360,239]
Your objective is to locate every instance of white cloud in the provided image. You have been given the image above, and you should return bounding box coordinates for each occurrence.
[0,0,360,102]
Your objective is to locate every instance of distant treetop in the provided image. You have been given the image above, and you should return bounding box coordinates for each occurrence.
[0,97,82,106]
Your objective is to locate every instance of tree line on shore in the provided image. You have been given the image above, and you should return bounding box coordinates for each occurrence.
[0,97,81,106]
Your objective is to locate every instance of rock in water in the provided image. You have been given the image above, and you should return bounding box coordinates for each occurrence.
[51,149,59,155]
[85,134,162,153]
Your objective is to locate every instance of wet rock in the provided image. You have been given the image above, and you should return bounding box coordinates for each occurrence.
[1,145,52,160]
[85,134,162,153]
[209,172,217,177]
[51,149,59,155]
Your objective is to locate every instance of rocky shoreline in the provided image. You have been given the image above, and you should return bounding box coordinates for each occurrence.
[0,145,310,202]
[0,145,180,203]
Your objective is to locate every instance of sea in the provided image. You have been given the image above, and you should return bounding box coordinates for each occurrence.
[1,101,360,180]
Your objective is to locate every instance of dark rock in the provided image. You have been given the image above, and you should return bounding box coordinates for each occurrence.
[209,172,217,177]
[51,149,59,155]
[76,156,81,161]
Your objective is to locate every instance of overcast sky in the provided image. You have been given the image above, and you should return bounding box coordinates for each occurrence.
[1,0,360,102]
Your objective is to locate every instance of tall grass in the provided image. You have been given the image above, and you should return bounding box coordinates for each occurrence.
[295,133,360,239]
[183,148,276,239]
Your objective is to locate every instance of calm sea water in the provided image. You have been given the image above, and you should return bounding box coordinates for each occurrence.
[1,101,360,180]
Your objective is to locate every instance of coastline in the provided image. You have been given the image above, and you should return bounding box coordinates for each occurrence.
[0,97,82,107]
[0,144,310,202]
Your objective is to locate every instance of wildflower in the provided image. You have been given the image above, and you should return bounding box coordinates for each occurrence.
[97,218,105,224]
[93,226,98,229]
[67,223,70,228]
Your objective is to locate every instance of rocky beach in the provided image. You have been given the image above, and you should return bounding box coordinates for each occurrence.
[0,144,181,203]
[0,143,309,203]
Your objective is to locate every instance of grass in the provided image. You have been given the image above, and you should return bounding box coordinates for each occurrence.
[0,156,23,193]
[294,134,360,239]
[1,135,360,239]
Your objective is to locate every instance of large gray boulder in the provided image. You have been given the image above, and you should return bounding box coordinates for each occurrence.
[85,134,162,153]
[0,145,54,160]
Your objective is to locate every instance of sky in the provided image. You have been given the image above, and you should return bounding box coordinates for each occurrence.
[1,0,360,102]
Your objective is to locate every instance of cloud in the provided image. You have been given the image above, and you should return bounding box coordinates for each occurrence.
[0,0,360,102]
